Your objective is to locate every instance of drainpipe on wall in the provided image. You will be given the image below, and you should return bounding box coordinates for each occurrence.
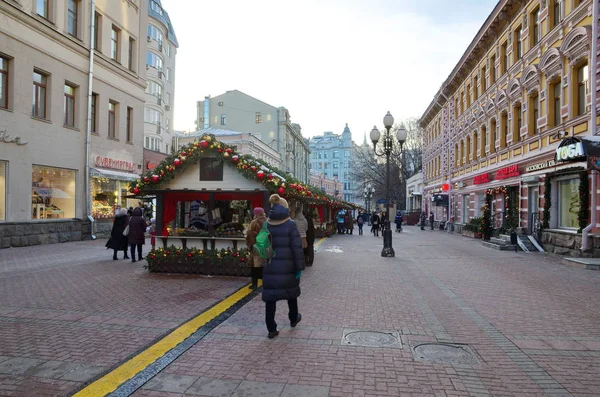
[581,1,598,252]
[85,0,96,239]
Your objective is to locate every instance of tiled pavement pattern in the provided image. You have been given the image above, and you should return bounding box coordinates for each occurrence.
[131,227,600,397]
[0,241,247,396]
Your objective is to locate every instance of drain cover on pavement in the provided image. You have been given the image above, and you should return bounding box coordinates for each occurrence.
[413,343,479,365]
[341,330,402,348]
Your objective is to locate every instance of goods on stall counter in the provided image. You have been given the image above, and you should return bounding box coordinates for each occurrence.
[173,226,211,237]
[214,222,245,238]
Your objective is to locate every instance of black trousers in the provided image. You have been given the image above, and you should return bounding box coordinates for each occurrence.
[304,245,314,265]
[130,244,143,261]
[113,248,128,259]
[265,299,298,332]
[358,225,363,235]
[250,267,263,286]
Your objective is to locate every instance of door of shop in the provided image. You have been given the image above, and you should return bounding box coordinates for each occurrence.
[527,186,539,237]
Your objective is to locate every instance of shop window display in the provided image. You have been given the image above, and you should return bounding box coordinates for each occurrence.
[558,178,580,229]
[31,165,76,219]
[0,162,6,220]
[91,177,137,219]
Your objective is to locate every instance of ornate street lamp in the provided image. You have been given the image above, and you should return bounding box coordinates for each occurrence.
[370,111,407,257]
[363,183,375,225]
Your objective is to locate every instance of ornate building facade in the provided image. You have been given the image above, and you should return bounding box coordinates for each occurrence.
[420,0,599,255]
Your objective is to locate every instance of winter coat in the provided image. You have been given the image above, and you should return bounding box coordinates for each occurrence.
[306,215,315,246]
[127,208,146,245]
[106,214,129,250]
[345,214,354,229]
[371,214,381,228]
[262,204,305,303]
[245,215,266,268]
[294,213,308,238]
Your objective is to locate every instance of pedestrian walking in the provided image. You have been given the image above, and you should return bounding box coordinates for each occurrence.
[430,212,435,230]
[293,208,308,261]
[128,207,146,262]
[105,208,129,260]
[371,212,381,237]
[336,210,346,235]
[305,211,315,266]
[345,212,354,235]
[245,207,267,290]
[395,211,403,233]
[263,194,304,339]
[356,212,364,235]
[420,211,426,230]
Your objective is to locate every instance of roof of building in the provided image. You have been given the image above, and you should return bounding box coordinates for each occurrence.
[176,127,255,138]
[149,0,179,47]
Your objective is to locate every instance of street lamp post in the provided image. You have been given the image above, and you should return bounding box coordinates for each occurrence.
[370,111,407,258]
[363,183,375,225]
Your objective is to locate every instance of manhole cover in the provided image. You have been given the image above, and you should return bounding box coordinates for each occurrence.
[413,343,479,365]
[341,330,402,348]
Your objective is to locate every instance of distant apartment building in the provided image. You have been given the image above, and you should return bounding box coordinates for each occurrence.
[0,0,147,247]
[309,125,358,203]
[195,90,310,183]
[309,171,343,199]
[144,0,178,155]
[420,0,599,255]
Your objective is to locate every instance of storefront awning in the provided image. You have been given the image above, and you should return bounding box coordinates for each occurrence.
[90,168,139,181]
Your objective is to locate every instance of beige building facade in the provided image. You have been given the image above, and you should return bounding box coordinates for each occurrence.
[196,90,311,183]
[420,0,600,255]
[0,0,147,246]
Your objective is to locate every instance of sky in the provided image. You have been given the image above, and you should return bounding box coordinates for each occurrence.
[161,0,498,139]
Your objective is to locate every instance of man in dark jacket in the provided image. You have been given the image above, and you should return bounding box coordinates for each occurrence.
[305,212,315,266]
[106,208,129,260]
[128,207,146,262]
[264,194,304,339]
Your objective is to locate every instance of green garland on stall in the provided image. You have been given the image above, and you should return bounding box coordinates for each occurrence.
[128,134,359,209]
[145,246,249,272]
[578,171,589,233]
[504,187,519,231]
[543,177,551,229]
[481,193,493,240]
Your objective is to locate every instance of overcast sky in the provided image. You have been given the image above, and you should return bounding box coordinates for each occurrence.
[161,0,498,139]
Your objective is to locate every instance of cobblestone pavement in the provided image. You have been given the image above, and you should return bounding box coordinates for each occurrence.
[132,227,600,397]
[0,240,247,396]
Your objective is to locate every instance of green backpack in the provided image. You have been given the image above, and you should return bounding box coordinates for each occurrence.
[253,222,275,260]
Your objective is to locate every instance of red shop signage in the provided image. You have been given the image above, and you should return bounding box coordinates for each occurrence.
[473,173,490,185]
[496,165,520,180]
[94,156,135,172]
[147,161,159,170]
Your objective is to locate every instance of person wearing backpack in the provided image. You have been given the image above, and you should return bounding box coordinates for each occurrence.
[245,207,267,290]
[356,211,364,235]
[263,194,304,339]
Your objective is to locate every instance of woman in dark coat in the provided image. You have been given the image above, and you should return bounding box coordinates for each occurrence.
[128,207,146,262]
[106,208,129,260]
[264,194,304,339]
[304,211,315,266]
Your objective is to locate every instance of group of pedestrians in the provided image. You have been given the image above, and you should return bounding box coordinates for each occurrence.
[335,210,355,235]
[106,207,155,262]
[244,195,312,339]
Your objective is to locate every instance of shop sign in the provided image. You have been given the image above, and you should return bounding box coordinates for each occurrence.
[525,160,556,172]
[94,156,135,172]
[496,165,520,180]
[555,137,585,162]
[147,161,159,170]
[0,128,27,145]
[473,173,490,185]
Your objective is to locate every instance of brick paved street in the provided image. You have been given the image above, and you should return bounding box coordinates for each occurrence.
[0,241,247,396]
[131,227,600,397]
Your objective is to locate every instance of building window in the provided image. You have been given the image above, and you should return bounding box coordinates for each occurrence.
[36,0,50,19]
[63,83,75,127]
[145,136,161,151]
[94,12,101,50]
[220,114,226,125]
[489,120,496,154]
[501,42,508,75]
[67,0,78,37]
[255,112,262,123]
[460,92,464,113]
[31,165,76,220]
[150,0,164,15]
[481,66,487,92]
[166,68,172,82]
[462,195,469,223]
[146,51,163,70]
[531,7,540,47]
[144,108,160,124]
[576,63,589,117]
[165,92,171,106]
[552,0,562,28]
[32,70,47,119]
[126,107,133,142]
[513,104,522,143]
[91,93,98,133]
[110,25,120,62]
[529,93,539,135]
[551,80,561,127]
[490,55,496,83]
[147,24,163,43]
[500,112,508,148]
[108,100,117,138]
[0,161,5,220]
[514,26,522,63]
[165,117,170,132]
[473,76,478,101]
[0,56,8,109]
[146,80,162,97]
[344,151,350,157]
[466,84,471,108]
[199,158,224,181]
[480,126,487,157]
[333,150,339,158]
[466,136,471,163]
[558,178,580,229]
[473,132,478,161]
[128,37,136,71]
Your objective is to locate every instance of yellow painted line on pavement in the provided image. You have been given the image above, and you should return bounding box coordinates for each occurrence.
[73,283,257,397]
[314,237,328,250]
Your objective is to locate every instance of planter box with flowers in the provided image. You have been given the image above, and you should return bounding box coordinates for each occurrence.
[461,217,483,239]
[146,245,251,276]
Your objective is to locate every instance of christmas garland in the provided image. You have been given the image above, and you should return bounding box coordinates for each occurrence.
[481,186,518,238]
[129,134,359,209]
[578,171,589,233]
[146,246,248,272]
